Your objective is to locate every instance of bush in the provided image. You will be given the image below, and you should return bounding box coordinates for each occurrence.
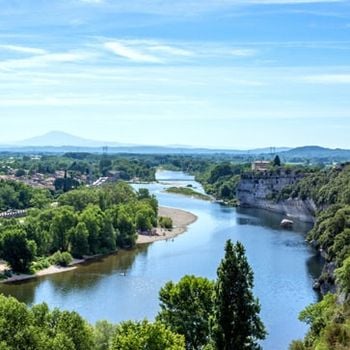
[159,216,173,229]
[50,251,73,267]
[30,257,51,273]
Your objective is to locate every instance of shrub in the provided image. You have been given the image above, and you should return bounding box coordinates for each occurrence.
[50,251,73,267]
[159,216,173,229]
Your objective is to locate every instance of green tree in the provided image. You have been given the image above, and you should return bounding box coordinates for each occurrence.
[93,320,116,350]
[211,240,266,350]
[157,275,214,350]
[116,208,136,248]
[335,256,350,296]
[0,295,38,350]
[1,229,36,272]
[109,320,185,350]
[79,205,104,254]
[273,155,281,167]
[50,206,77,252]
[135,209,153,232]
[70,222,90,258]
[99,216,117,253]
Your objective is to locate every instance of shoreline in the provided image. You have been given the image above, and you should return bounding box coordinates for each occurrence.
[136,206,197,244]
[1,206,197,284]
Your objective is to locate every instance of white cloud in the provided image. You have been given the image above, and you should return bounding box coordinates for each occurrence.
[102,39,259,64]
[0,44,47,55]
[148,45,193,57]
[0,52,91,70]
[300,74,350,84]
[104,41,162,63]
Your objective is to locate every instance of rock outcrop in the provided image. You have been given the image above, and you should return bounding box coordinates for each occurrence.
[237,171,316,223]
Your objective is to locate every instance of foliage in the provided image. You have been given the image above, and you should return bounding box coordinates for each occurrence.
[50,251,73,267]
[157,275,214,350]
[273,155,281,167]
[197,163,245,203]
[93,321,116,350]
[159,216,173,229]
[0,295,94,350]
[211,240,266,350]
[166,187,211,201]
[0,228,36,272]
[110,320,185,350]
[294,294,350,350]
[0,184,157,272]
[0,179,51,211]
[335,256,350,297]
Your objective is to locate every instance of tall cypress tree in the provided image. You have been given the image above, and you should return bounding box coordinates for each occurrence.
[211,240,266,350]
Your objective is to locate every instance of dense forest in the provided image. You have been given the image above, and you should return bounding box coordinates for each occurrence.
[0,183,157,273]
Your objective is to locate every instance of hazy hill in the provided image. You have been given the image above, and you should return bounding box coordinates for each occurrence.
[1,132,350,162]
[15,131,123,148]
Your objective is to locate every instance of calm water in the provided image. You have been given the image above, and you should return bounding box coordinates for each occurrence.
[0,170,322,350]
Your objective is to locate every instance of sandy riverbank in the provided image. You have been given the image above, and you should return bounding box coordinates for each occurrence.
[0,258,84,283]
[1,206,197,283]
[137,206,197,244]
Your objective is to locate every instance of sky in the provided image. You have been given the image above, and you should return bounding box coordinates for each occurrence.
[0,0,350,149]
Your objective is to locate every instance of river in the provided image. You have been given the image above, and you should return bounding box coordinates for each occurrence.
[0,170,322,350]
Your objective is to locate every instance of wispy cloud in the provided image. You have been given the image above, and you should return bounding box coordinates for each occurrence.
[104,42,162,63]
[102,39,260,64]
[147,45,193,57]
[0,52,91,70]
[0,44,47,55]
[300,74,350,84]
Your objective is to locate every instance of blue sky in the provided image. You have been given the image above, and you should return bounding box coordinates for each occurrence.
[0,0,350,148]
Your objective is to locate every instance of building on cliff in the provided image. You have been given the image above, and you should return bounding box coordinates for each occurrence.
[251,161,271,172]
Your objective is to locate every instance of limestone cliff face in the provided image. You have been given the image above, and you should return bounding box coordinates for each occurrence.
[237,172,316,223]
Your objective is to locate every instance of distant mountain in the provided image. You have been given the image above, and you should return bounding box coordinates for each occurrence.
[278,146,350,162]
[2,132,350,162]
[249,147,291,154]
[15,131,124,148]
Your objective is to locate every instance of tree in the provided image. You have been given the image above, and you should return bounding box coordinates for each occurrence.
[0,295,38,350]
[109,320,185,350]
[211,240,266,350]
[70,222,89,258]
[116,208,136,248]
[99,216,117,253]
[93,320,116,350]
[1,229,36,272]
[79,205,104,254]
[335,256,350,296]
[157,275,214,350]
[50,207,77,252]
[273,155,281,167]
[135,209,153,232]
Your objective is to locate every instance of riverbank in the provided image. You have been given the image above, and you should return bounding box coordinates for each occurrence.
[136,206,197,244]
[0,206,197,283]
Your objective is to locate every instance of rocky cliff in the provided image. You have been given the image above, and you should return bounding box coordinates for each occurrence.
[237,171,316,223]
